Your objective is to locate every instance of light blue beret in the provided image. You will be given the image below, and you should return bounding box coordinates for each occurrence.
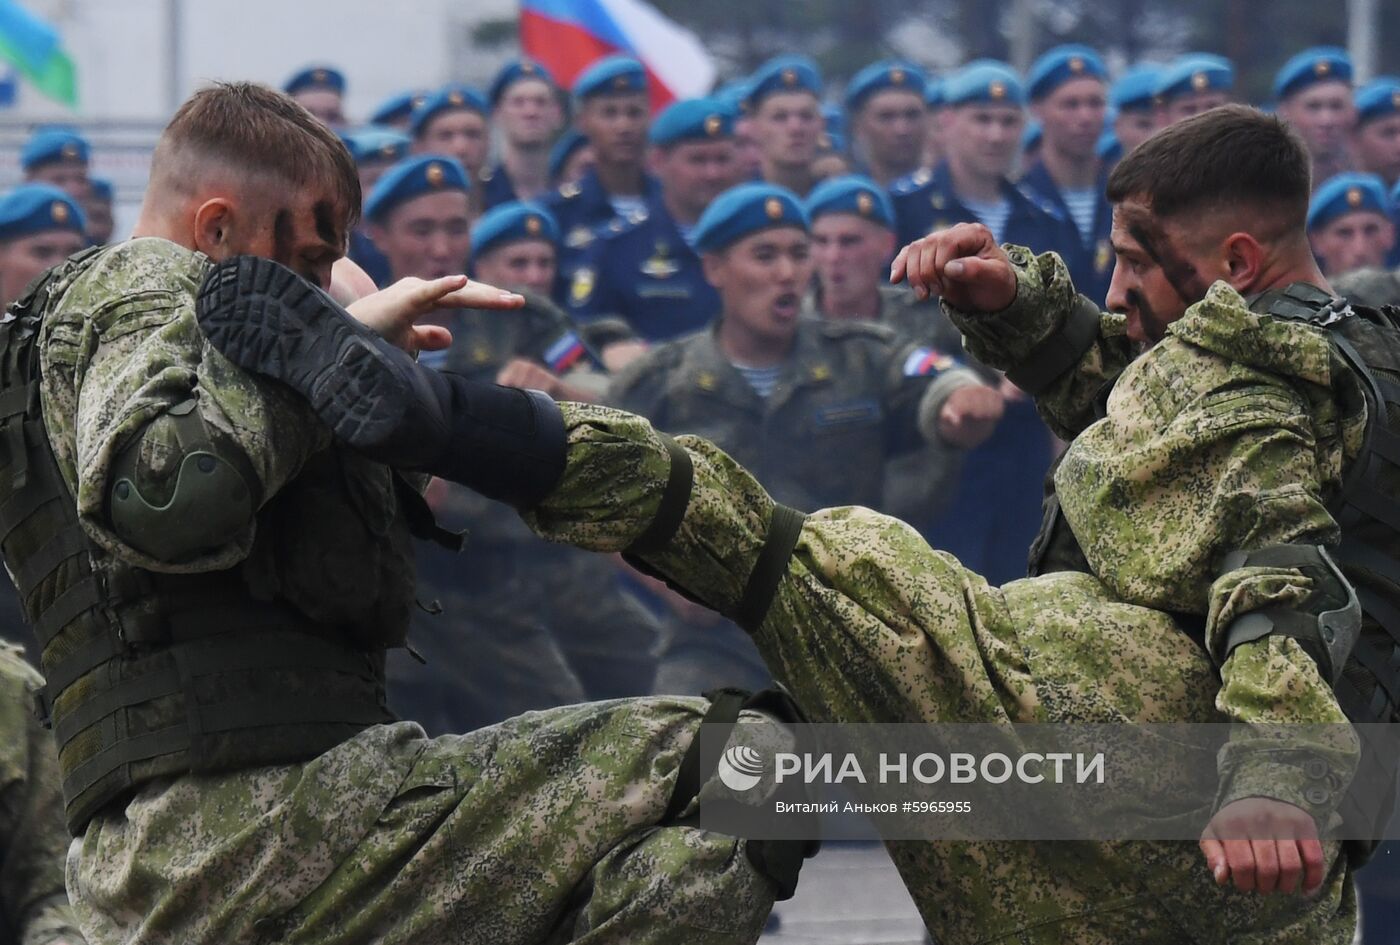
[364,155,470,222]
[845,60,927,111]
[489,58,557,106]
[649,97,735,146]
[1110,65,1163,111]
[1026,45,1106,100]
[743,56,822,110]
[573,55,647,99]
[410,85,489,136]
[804,174,894,229]
[944,62,1025,107]
[692,182,809,252]
[344,128,412,166]
[284,65,345,96]
[370,90,428,126]
[1355,77,1400,125]
[472,201,560,256]
[1274,47,1353,101]
[1154,54,1234,102]
[21,128,88,170]
[0,184,86,241]
[924,78,945,108]
[88,176,113,203]
[1308,172,1389,231]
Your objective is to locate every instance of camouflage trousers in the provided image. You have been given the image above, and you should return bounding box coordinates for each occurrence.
[66,698,777,945]
[761,553,1360,945]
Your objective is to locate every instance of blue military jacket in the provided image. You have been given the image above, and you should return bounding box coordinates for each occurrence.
[1017,161,1114,304]
[566,203,718,342]
[540,167,666,299]
[888,161,1083,273]
[480,163,518,211]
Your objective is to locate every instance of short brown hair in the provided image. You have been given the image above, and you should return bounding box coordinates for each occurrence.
[153,81,361,228]
[1106,104,1311,233]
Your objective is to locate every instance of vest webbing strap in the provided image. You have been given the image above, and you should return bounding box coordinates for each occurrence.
[1004,294,1101,397]
[626,434,694,556]
[736,504,806,634]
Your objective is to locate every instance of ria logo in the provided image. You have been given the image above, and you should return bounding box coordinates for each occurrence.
[718,745,766,792]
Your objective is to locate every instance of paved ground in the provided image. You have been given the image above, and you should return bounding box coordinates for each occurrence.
[759,842,929,945]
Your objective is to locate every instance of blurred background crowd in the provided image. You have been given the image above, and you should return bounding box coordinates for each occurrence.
[0,0,1397,939]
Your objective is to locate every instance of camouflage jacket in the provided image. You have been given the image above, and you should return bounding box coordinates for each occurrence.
[607,318,980,514]
[946,246,1363,813]
[0,644,82,945]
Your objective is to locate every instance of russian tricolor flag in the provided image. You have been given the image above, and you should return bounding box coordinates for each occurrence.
[521,0,716,112]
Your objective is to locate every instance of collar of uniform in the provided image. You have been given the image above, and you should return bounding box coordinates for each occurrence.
[1166,279,1332,388]
[683,324,767,410]
[931,159,1042,221]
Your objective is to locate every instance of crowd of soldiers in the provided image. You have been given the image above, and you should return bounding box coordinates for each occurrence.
[0,34,1397,945]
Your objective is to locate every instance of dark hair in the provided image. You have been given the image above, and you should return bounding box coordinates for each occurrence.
[154,81,361,227]
[1106,104,1311,232]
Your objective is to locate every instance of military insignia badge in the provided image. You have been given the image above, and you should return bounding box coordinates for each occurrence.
[426,163,445,186]
[61,143,79,159]
[613,75,629,90]
[380,144,397,159]
[810,364,832,381]
[1069,56,1085,74]
[448,90,465,106]
[989,81,1006,100]
[566,226,594,249]
[765,197,784,220]
[890,68,906,85]
[705,114,722,136]
[903,347,956,376]
[472,344,493,365]
[560,181,582,199]
[521,61,537,74]
[1095,239,1112,274]
[1316,60,1331,77]
[313,69,329,83]
[857,191,875,216]
[697,370,718,391]
[1347,186,1364,208]
[641,243,681,279]
[525,215,543,236]
[1191,72,1209,92]
[50,201,68,223]
[930,192,945,211]
[782,68,797,87]
[570,266,596,303]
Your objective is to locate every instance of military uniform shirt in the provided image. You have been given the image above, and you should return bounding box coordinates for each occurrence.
[540,167,666,302]
[1018,161,1114,304]
[567,203,718,343]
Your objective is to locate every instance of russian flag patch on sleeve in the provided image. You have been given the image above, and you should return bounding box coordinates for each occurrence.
[902,346,958,377]
[544,331,588,373]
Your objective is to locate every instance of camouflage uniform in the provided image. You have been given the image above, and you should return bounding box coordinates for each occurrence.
[1333,266,1400,309]
[390,291,660,733]
[0,644,83,945]
[38,239,778,944]
[609,317,981,698]
[799,282,970,531]
[523,248,1362,942]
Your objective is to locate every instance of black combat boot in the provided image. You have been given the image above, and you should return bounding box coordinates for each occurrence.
[196,255,566,508]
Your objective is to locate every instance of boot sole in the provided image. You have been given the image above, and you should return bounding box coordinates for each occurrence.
[196,257,410,450]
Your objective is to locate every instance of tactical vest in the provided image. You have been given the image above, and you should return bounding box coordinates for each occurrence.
[1027,282,1400,861]
[0,250,396,834]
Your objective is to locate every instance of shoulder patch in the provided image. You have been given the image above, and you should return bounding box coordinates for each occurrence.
[565,225,596,249]
[902,346,959,376]
[559,181,582,199]
[890,170,930,195]
[543,331,588,372]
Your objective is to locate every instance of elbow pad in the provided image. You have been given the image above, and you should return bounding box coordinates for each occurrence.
[108,399,259,563]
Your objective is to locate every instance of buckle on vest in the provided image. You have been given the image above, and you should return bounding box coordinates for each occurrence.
[31,686,51,729]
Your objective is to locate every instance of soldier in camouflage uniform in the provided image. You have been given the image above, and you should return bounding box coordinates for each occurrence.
[610,182,998,696]
[208,105,1372,942]
[0,644,83,945]
[17,83,797,945]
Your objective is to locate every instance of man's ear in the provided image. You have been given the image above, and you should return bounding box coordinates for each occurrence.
[192,198,234,259]
[1222,230,1265,292]
[701,250,726,291]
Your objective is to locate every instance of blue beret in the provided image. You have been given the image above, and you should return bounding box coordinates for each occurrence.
[649,97,735,146]
[743,56,822,110]
[1026,45,1107,100]
[489,58,557,106]
[21,128,88,170]
[0,184,86,241]
[370,90,428,126]
[822,103,846,136]
[1154,54,1234,102]
[713,77,752,113]
[692,182,808,252]
[344,128,412,166]
[88,176,113,203]
[1355,77,1400,125]
[472,201,560,257]
[845,60,927,111]
[548,130,590,181]
[573,55,647,99]
[284,65,345,96]
[410,85,488,136]
[944,62,1025,107]
[1021,120,1043,153]
[804,175,894,229]
[1308,173,1389,231]
[1110,64,1163,111]
[924,78,945,108]
[364,155,470,222]
[1096,130,1122,163]
[1274,47,1352,101]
